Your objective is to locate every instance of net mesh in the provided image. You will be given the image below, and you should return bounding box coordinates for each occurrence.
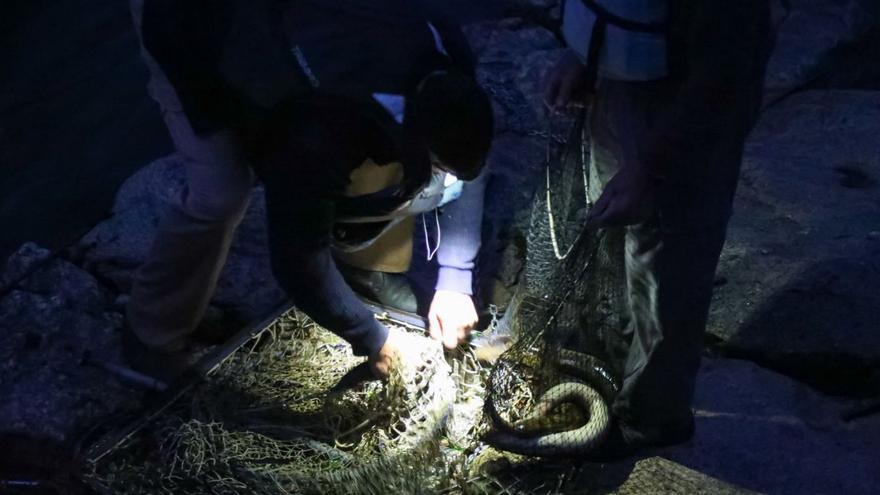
[483,108,628,457]
[88,311,511,494]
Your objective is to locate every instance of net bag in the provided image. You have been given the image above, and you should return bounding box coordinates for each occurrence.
[485,108,628,457]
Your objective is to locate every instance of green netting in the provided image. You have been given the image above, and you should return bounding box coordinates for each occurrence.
[87,310,518,494]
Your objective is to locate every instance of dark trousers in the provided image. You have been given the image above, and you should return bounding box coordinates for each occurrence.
[589,78,748,430]
[127,0,254,350]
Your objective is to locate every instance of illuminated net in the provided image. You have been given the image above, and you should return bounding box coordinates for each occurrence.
[89,310,513,494]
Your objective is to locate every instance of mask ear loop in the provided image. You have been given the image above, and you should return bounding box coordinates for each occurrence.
[412,69,451,261]
[422,209,442,261]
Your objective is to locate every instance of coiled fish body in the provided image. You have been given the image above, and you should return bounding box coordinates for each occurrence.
[484,382,610,456]
[484,347,619,457]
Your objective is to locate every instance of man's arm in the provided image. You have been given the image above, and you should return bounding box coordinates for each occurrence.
[434,169,488,295]
[263,185,390,358]
[257,116,390,359]
[429,168,488,348]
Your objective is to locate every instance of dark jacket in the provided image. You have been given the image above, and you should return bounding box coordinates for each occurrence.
[141,0,473,136]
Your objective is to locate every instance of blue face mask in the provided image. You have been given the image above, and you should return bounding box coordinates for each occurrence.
[429,152,464,207]
[438,171,463,207]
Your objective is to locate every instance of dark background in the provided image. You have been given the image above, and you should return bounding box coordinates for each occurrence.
[0,0,511,262]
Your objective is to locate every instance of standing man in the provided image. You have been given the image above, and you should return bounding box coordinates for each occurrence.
[543,0,773,456]
[126,0,493,379]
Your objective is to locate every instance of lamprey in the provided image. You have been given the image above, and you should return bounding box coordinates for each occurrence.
[484,346,619,457]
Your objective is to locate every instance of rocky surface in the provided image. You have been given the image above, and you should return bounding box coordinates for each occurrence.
[502,357,880,495]
[765,0,880,105]
[0,244,139,442]
[665,357,880,494]
[709,90,880,395]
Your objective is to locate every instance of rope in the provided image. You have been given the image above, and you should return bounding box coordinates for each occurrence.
[422,208,442,261]
[545,110,592,260]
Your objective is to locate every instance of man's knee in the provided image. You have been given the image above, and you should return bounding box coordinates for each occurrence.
[181,175,253,223]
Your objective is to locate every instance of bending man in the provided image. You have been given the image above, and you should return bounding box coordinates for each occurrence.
[127,0,493,378]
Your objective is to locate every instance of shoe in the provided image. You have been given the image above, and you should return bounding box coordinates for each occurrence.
[588,416,695,462]
[337,264,419,314]
[120,326,198,388]
[189,305,244,346]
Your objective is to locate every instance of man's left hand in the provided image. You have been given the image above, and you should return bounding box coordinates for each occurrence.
[428,290,478,350]
[584,165,657,229]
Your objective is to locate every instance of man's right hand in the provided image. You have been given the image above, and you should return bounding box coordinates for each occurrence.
[368,325,402,379]
[543,49,589,110]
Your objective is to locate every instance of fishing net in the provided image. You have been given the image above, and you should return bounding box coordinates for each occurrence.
[87,309,517,494]
[483,108,629,457]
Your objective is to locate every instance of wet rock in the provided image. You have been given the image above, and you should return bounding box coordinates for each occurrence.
[0,290,137,442]
[765,0,880,104]
[0,244,136,441]
[465,21,561,136]
[1,242,53,284]
[76,206,159,292]
[3,242,113,314]
[664,357,880,495]
[534,1,562,26]
[710,90,880,390]
[77,157,183,290]
[112,153,188,213]
[834,164,877,189]
[516,0,559,11]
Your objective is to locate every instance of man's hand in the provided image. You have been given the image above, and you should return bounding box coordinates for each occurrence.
[584,165,657,229]
[368,325,402,379]
[543,49,589,110]
[428,290,479,350]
